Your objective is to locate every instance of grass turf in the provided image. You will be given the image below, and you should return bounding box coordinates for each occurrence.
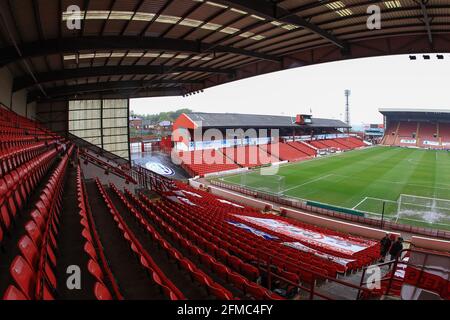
[217,146,450,231]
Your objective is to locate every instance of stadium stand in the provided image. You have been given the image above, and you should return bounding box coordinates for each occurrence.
[306,137,365,151]
[179,141,317,177]
[221,145,279,168]
[335,137,366,149]
[380,109,450,149]
[418,122,439,147]
[396,121,418,146]
[166,182,380,274]
[178,149,240,177]
[259,143,310,162]
[287,142,317,157]
[307,140,329,150]
[440,123,450,145]
[382,121,400,145]
[319,139,349,150]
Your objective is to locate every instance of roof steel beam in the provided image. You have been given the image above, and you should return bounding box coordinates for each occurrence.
[418,0,433,44]
[0,36,281,67]
[27,79,203,101]
[213,0,349,51]
[31,86,183,103]
[13,65,233,91]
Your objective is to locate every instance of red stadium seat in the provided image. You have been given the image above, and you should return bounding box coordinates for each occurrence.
[94,282,113,300]
[10,256,36,300]
[88,259,104,283]
[245,283,267,300]
[84,241,97,260]
[18,235,39,268]
[3,285,28,300]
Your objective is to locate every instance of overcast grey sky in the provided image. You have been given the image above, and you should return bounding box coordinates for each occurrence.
[131,54,450,126]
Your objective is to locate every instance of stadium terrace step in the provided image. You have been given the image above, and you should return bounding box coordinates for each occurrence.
[121,190,253,299]
[259,143,308,162]
[55,164,96,299]
[287,141,317,156]
[177,149,240,177]
[84,181,168,300]
[105,186,214,300]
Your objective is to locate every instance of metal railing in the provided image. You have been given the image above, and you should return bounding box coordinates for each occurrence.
[357,248,450,300]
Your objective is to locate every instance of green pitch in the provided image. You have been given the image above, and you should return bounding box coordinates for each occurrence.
[216,146,450,230]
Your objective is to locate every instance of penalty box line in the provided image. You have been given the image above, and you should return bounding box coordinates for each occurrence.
[352,196,398,210]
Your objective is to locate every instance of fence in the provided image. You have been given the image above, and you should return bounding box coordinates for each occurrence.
[210,180,450,240]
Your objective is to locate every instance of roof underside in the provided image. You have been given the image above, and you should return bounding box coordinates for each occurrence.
[379,108,450,120]
[186,112,350,128]
[0,0,449,104]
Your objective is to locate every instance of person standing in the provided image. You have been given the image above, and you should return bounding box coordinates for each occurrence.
[389,237,404,261]
[379,234,392,262]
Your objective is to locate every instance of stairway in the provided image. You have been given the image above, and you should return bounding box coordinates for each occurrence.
[55,163,96,299]
[85,181,167,300]
[105,187,213,299]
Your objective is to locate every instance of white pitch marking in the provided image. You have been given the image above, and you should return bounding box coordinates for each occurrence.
[352,197,368,209]
[278,174,334,194]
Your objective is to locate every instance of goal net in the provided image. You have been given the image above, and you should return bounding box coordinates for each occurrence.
[396,194,450,225]
[240,173,285,194]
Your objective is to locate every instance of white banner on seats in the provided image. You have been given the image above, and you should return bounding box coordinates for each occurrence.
[400,139,417,144]
[218,199,244,208]
[227,221,279,240]
[283,242,355,271]
[175,190,202,198]
[234,215,374,256]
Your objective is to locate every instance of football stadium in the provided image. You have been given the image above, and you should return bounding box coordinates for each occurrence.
[0,0,449,304]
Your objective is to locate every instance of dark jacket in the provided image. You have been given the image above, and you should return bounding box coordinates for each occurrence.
[389,241,403,257]
[380,237,392,253]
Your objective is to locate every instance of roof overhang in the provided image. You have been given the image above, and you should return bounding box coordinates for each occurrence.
[379,108,450,121]
[0,0,448,103]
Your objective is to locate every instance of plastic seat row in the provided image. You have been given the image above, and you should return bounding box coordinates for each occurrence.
[135,192,260,281]
[95,179,185,300]
[0,141,57,177]
[111,184,235,300]
[169,184,378,265]
[287,141,317,156]
[3,146,73,300]
[0,147,60,245]
[155,194,366,278]
[114,186,281,300]
[150,197,320,283]
[260,143,309,162]
[177,149,240,177]
[0,135,54,150]
[145,197,306,281]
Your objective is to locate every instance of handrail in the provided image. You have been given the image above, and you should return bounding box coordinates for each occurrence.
[131,164,175,192]
[357,247,450,299]
[79,148,137,184]
[68,133,129,166]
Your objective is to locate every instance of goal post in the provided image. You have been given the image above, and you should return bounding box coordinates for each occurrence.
[396,194,450,224]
